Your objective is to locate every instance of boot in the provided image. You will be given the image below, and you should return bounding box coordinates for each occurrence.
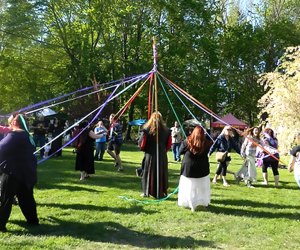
[212,174,218,184]
[247,180,254,188]
[262,172,268,185]
[274,175,279,187]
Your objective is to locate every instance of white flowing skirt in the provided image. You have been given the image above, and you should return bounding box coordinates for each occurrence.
[294,164,300,188]
[178,174,210,209]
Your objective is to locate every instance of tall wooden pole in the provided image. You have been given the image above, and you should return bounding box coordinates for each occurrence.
[152,37,159,199]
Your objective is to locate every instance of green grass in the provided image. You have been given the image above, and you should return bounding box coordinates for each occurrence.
[1,143,299,249]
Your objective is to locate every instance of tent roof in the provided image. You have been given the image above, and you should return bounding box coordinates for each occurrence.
[182,119,203,127]
[128,119,147,126]
[211,113,248,129]
[37,108,57,117]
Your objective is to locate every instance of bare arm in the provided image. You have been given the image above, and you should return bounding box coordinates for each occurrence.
[89,130,103,139]
[288,155,295,172]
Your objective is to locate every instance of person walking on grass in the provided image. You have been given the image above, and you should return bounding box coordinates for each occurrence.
[75,121,104,180]
[138,111,171,198]
[178,126,212,212]
[94,120,108,161]
[107,114,123,171]
[237,127,261,188]
[0,113,39,232]
[260,128,280,187]
[288,133,300,188]
[170,121,183,162]
[208,125,241,187]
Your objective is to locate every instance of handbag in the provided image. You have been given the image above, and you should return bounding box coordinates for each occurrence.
[216,151,228,162]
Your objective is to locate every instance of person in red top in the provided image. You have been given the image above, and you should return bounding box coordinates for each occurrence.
[0,125,10,134]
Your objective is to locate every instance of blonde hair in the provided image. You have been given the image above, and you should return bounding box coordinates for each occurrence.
[221,125,232,135]
[143,111,166,135]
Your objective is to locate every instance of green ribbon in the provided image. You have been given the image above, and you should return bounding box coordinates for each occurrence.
[119,186,179,204]
[19,114,36,147]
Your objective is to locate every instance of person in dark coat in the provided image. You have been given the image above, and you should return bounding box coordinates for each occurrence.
[288,133,300,188]
[261,128,280,186]
[0,113,39,232]
[107,114,124,171]
[75,121,104,180]
[208,125,241,187]
[49,118,64,157]
[178,126,213,212]
[138,112,171,199]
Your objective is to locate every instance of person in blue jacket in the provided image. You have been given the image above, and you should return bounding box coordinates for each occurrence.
[208,125,241,187]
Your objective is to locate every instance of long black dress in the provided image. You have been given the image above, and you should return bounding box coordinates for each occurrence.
[49,122,64,157]
[140,127,171,199]
[75,129,95,175]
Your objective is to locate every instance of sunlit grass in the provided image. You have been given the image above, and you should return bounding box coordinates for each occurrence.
[1,143,299,249]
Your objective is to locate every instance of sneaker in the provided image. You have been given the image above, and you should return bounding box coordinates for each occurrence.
[246,181,254,188]
[140,193,148,197]
[223,182,230,187]
[117,166,124,172]
[261,181,268,185]
[234,173,241,184]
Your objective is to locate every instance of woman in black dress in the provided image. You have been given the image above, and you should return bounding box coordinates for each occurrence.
[139,112,171,199]
[75,121,104,180]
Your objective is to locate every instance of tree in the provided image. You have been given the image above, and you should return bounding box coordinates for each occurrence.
[258,46,300,152]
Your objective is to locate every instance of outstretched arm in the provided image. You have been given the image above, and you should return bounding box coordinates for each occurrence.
[0,125,10,134]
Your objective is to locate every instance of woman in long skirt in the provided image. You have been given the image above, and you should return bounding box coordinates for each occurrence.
[178,126,212,212]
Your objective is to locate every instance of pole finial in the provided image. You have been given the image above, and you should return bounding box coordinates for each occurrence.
[152,37,157,72]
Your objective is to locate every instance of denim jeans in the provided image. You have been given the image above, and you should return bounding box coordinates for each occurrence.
[95,142,106,160]
[172,143,181,161]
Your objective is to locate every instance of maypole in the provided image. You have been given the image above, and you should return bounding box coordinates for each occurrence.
[152,37,160,199]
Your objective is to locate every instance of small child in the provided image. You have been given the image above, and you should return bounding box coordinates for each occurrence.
[44,136,52,158]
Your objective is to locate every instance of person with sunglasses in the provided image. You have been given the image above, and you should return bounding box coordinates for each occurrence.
[208,125,241,187]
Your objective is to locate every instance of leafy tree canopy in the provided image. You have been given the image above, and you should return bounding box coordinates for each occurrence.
[258,46,300,152]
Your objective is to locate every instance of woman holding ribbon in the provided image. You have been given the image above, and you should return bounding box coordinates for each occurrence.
[0,113,39,232]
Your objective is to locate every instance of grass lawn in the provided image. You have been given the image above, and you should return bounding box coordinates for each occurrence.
[1,143,299,249]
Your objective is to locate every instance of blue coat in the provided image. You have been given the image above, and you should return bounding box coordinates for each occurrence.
[209,134,240,155]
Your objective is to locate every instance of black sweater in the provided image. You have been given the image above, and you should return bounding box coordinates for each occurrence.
[0,130,37,188]
[179,140,210,178]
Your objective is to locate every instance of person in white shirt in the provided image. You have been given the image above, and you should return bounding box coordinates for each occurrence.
[170,121,183,162]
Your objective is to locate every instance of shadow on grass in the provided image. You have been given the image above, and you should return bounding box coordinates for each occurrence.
[37,202,157,215]
[11,218,217,249]
[208,199,300,220]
